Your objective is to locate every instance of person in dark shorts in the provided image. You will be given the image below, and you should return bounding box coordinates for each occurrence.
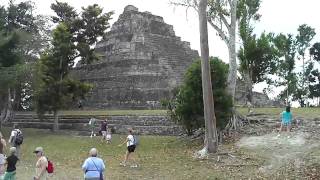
[100,120,108,142]
[118,129,137,168]
[4,147,19,180]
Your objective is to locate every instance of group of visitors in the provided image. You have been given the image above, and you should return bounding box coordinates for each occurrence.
[88,117,112,143]
[0,125,21,180]
[82,128,138,180]
[0,125,52,180]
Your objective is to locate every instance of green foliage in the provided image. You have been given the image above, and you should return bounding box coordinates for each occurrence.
[165,58,233,134]
[238,32,277,83]
[35,23,92,115]
[0,31,21,67]
[50,1,113,65]
[296,24,316,57]
[271,33,298,102]
[310,42,320,62]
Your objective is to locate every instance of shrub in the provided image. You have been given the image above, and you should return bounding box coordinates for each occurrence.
[164,57,233,135]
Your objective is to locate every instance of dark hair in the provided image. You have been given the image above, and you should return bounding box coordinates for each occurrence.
[286,106,291,112]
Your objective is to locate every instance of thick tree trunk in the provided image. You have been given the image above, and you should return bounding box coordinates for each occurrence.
[0,88,14,123]
[196,0,218,156]
[53,110,59,132]
[226,0,238,102]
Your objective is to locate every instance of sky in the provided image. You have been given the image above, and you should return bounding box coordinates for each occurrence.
[2,0,320,103]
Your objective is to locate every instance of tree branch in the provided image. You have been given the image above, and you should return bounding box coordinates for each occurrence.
[208,18,229,45]
[218,13,231,32]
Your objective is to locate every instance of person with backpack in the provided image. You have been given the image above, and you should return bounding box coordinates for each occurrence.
[3,147,19,180]
[118,129,138,168]
[33,147,48,180]
[8,126,23,158]
[82,148,105,180]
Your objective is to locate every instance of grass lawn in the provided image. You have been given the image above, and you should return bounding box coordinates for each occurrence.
[1,128,234,180]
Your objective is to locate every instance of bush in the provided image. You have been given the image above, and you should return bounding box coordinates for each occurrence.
[164,57,233,135]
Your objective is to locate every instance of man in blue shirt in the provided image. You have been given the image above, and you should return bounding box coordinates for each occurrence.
[82,148,105,180]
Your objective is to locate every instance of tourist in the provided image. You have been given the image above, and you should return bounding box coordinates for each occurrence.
[100,120,107,142]
[8,126,22,158]
[118,129,137,167]
[279,106,293,133]
[106,127,112,144]
[89,117,97,138]
[82,148,105,180]
[0,132,7,178]
[3,147,19,180]
[33,147,48,180]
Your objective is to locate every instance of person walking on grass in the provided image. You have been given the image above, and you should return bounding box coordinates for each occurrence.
[106,127,112,144]
[33,147,48,180]
[118,129,138,168]
[0,132,7,178]
[89,117,97,138]
[279,106,293,134]
[82,148,105,180]
[3,147,19,180]
[8,126,22,158]
[100,120,108,143]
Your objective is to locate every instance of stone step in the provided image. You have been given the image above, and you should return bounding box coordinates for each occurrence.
[4,122,182,135]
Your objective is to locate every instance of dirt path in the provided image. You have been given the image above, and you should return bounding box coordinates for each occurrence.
[235,115,320,178]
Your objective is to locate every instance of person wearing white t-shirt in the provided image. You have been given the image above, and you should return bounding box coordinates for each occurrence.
[118,129,137,167]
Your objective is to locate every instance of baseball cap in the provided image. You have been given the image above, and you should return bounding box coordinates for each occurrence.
[33,147,44,153]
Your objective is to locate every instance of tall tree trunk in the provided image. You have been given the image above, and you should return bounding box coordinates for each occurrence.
[53,110,59,132]
[244,70,253,104]
[227,0,238,102]
[244,70,253,113]
[196,0,218,156]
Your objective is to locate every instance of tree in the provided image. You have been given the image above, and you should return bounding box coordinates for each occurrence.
[294,24,316,107]
[50,1,113,65]
[171,0,238,101]
[35,24,91,131]
[206,0,238,101]
[272,33,297,105]
[309,42,320,106]
[165,58,232,135]
[35,2,113,131]
[0,1,52,113]
[237,0,277,106]
[196,0,218,156]
[0,31,22,125]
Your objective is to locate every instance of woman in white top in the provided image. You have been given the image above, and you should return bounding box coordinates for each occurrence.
[118,129,137,167]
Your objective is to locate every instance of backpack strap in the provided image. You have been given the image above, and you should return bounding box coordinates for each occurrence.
[90,158,101,173]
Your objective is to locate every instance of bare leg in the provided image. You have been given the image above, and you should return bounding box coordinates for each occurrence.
[279,123,283,132]
[287,124,291,132]
[123,151,130,164]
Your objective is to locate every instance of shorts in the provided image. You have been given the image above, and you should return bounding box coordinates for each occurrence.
[127,145,136,153]
[282,119,291,126]
[101,131,107,136]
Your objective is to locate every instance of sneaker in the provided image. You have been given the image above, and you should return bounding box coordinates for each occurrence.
[120,162,126,167]
[130,164,138,168]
